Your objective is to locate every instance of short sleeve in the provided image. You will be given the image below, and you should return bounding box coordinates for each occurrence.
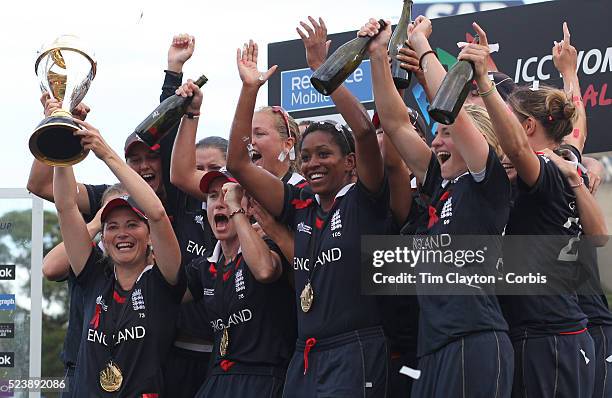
[151,263,187,304]
[278,183,313,230]
[472,146,511,204]
[420,152,441,198]
[75,246,106,287]
[83,184,110,222]
[516,155,566,201]
[356,174,390,218]
[186,257,207,302]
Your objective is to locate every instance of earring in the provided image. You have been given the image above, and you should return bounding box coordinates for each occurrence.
[288,146,296,161]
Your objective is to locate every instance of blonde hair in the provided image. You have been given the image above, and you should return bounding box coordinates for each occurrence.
[256,106,301,171]
[464,104,504,158]
[508,85,577,143]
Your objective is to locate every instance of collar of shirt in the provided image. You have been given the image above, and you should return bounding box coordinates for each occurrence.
[314,183,355,206]
[207,241,243,263]
[441,172,470,189]
[112,264,154,285]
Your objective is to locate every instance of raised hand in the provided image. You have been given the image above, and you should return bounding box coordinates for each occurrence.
[72,102,91,121]
[175,80,203,114]
[407,16,432,50]
[457,22,491,83]
[40,92,61,117]
[222,182,244,212]
[358,18,392,56]
[397,45,426,86]
[168,33,195,73]
[236,40,278,87]
[72,119,113,160]
[552,22,577,77]
[296,16,331,70]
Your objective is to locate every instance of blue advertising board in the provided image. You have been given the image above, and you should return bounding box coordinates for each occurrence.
[281,61,373,112]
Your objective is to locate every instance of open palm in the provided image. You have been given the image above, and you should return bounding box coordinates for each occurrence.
[237,40,277,86]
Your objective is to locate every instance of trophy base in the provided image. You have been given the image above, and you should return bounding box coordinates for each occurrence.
[30,114,89,166]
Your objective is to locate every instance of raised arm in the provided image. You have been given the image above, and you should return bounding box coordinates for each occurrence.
[554,23,587,152]
[43,211,102,281]
[224,183,282,283]
[299,16,384,192]
[249,199,295,268]
[53,166,93,276]
[226,40,285,217]
[382,133,414,225]
[73,119,181,284]
[364,19,431,182]
[170,81,207,201]
[459,24,541,186]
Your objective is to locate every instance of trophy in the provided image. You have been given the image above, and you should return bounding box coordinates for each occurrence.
[31,35,96,166]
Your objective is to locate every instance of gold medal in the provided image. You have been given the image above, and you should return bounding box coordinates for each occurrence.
[220,328,229,357]
[99,361,123,392]
[300,282,314,313]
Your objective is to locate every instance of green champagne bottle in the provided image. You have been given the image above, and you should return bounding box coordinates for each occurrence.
[428,36,479,125]
[311,19,387,96]
[135,74,208,147]
[389,0,413,89]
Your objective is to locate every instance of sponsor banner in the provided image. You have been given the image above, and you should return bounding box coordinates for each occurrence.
[0,353,14,368]
[0,323,14,339]
[0,265,15,281]
[0,295,15,311]
[413,1,524,19]
[268,0,612,154]
[280,62,373,112]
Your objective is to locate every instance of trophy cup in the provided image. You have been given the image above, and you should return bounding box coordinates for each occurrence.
[31,35,96,166]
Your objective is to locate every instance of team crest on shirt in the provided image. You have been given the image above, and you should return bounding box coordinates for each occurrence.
[131,289,145,311]
[297,222,312,235]
[194,215,204,227]
[330,209,342,237]
[440,197,453,225]
[235,269,245,297]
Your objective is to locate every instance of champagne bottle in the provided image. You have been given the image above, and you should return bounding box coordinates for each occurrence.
[311,19,387,96]
[428,36,479,125]
[135,74,208,147]
[389,0,413,89]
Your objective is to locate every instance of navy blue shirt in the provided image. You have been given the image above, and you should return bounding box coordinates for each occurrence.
[279,179,390,339]
[59,270,84,368]
[500,154,588,339]
[186,239,296,369]
[415,148,510,356]
[74,248,186,397]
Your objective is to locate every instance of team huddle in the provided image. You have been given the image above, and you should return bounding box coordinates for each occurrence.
[28,12,610,398]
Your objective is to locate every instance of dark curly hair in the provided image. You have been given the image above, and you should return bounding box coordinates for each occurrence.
[300,120,355,156]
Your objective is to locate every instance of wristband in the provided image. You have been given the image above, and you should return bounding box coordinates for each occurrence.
[229,208,246,219]
[185,112,200,119]
[478,83,497,98]
[419,50,438,70]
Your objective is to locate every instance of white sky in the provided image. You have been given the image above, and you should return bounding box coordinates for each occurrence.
[0,0,546,202]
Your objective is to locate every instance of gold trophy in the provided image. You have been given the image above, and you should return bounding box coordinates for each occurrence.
[31,35,96,165]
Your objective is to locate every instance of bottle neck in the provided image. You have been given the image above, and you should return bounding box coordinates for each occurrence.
[194,74,209,88]
[397,0,413,26]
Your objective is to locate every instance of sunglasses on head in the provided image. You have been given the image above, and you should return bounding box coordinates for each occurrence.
[469,77,514,97]
[270,106,294,139]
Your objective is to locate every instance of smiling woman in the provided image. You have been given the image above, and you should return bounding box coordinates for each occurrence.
[51,119,184,396]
